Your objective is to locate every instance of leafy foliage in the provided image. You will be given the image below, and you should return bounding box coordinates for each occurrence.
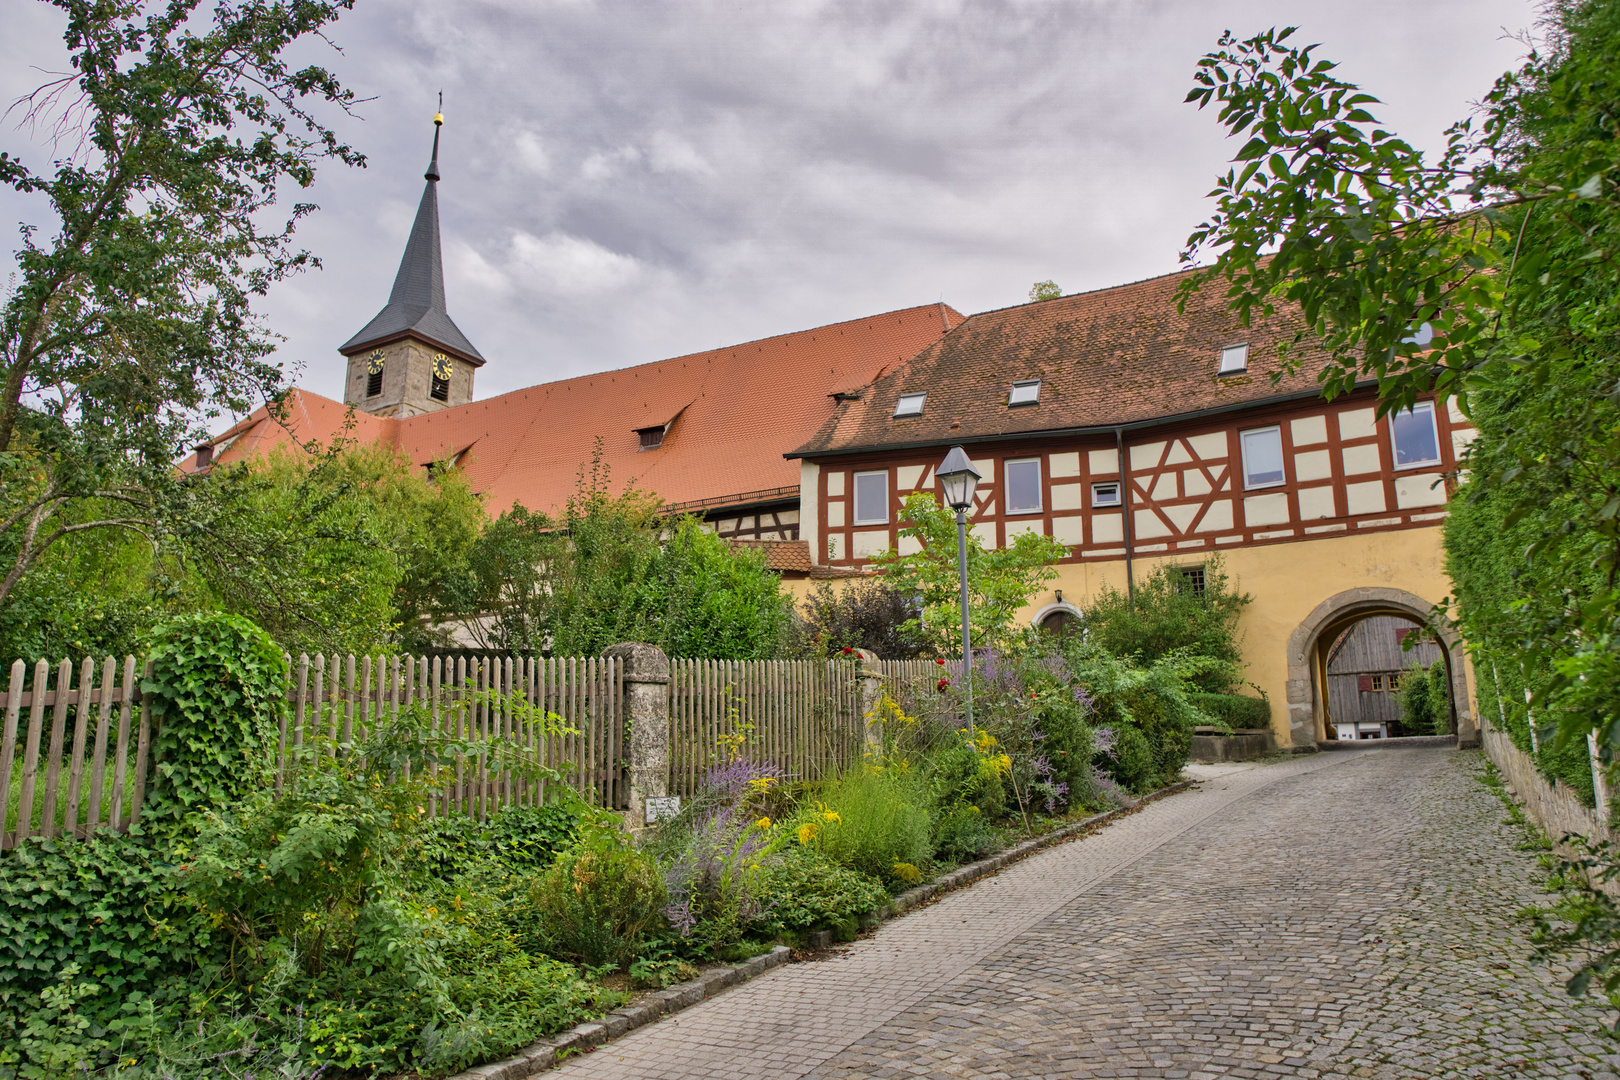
[1080,558,1250,690]
[456,451,793,659]
[140,613,287,830]
[748,846,889,940]
[1395,660,1453,737]
[874,491,1067,655]
[526,813,666,969]
[1186,692,1271,731]
[1180,6,1620,762]
[792,576,930,658]
[0,0,363,610]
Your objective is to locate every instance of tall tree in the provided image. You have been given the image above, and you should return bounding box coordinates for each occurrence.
[0,0,362,608]
[1178,6,1620,755]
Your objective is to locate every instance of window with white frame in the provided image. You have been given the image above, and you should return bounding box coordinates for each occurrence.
[893,392,927,418]
[1005,458,1042,514]
[1218,343,1248,375]
[1390,401,1441,468]
[1240,426,1286,488]
[853,470,889,524]
[1091,481,1120,507]
[1008,379,1041,406]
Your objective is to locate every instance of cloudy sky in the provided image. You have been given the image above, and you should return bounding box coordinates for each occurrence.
[3,0,1537,423]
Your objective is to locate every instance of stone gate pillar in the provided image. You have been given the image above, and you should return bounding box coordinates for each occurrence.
[604,642,669,830]
[854,648,885,754]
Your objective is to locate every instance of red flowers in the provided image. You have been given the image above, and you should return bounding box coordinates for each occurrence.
[841,646,854,655]
[935,657,946,665]
[936,678,951,693]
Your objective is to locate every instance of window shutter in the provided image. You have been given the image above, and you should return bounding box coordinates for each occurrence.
[1357,675,1373,693]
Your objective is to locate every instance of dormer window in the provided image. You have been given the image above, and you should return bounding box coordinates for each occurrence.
[638,426,666,450]
[1218,343,1248,375]
[1008,379,1041,407]
[893,393,927,418]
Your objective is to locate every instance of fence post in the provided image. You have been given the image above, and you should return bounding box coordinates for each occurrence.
[604,642,670,831]
[1589,730,1612,835]
[854,649,884,754]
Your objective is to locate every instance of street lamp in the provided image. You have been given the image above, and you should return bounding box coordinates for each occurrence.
[937,446,981,726]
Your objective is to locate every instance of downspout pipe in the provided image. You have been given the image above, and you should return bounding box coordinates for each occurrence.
[1117,426,1134,610]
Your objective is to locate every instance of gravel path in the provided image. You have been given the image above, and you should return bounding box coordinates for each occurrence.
[556,748,1620,1079]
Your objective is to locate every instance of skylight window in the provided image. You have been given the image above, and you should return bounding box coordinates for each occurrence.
[1218,343,1249,375]
[894,393,927,418]
[1009,380,1041,407]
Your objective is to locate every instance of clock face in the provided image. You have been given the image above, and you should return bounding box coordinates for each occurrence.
[432,353,454,381]
[366,350,385,375]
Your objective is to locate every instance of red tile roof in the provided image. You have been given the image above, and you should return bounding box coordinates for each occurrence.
[790,268,1328,457]
[188,303,964,516]
[730,539,813,575]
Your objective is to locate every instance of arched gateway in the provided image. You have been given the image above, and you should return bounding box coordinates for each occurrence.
[1285,587,1477,751]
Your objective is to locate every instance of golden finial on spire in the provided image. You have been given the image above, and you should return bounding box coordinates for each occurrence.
[433,90,443,127]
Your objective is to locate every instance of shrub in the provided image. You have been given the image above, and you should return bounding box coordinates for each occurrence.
[529,813,666,968]
[805,767,932,884]
[748,847,889,940]
[793,577,930,658]
[1080,558,1250,690]
[140,612,288,830]
[1187,692,1271,731]
[930,802,1001,864]
[1065,643,1204,792]
[0,832,213,1078]
[412,802,581,880]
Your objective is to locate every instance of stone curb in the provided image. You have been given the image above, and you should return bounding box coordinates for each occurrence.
[449,946,793,1080]
[448,779,1195,1079]
[880,779,1196,919]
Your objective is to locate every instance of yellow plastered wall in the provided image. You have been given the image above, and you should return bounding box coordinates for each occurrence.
[1029,526,1457,747]
[780,527,1466,748]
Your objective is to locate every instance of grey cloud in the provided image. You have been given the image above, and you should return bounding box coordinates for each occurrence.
[2,0,1536,417]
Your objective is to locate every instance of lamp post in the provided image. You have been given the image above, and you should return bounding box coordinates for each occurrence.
[936,446,981,727]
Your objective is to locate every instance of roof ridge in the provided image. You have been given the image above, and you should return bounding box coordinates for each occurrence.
[959,264,1206,323]
[407,301,968,414]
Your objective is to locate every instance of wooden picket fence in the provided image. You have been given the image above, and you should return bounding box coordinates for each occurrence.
[2,651,940,850]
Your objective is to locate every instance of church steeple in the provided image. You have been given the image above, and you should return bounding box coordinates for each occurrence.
[341,106,484,417]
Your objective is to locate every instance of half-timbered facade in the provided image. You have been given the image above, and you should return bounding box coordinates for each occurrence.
[789,269,1482,752]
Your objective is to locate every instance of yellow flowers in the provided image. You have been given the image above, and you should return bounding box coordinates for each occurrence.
[892,862,922,884]
[797,822,820,845]
[747,776,777,794]
[754,816,772,830]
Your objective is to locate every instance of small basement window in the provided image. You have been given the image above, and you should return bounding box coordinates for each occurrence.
[1008,379,1041,407]
[1005,458,1042,514]
[1178,566,1207,596]
[853,470,889,525]
[893,392,927,418]
[1218,343,1249,375]
[1390,401,1440,468]
[1091,481,1120,507]
[1240,426,1285,488]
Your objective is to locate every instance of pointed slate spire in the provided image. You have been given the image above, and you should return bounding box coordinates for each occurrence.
[340,108,485,365]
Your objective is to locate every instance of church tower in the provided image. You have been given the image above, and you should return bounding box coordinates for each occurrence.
[340,109,485,417]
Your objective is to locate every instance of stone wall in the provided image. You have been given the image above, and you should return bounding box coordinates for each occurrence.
[1481,722,1608,843]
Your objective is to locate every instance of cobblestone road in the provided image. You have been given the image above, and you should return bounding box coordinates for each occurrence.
[558,748,1620,1079]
